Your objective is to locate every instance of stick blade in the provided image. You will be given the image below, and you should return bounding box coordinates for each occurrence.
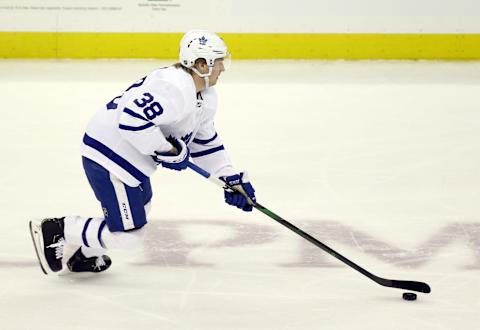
[381,278,431,293]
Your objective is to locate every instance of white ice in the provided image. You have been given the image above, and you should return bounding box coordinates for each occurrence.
[0,59,479,329]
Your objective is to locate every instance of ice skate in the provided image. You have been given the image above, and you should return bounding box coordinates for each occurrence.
[29,217,66,274]
[67,248,112,273]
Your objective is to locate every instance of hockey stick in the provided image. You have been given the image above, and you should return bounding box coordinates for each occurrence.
[187,161,431,294]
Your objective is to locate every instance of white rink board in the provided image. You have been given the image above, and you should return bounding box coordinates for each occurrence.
[0,0,480,32]
[0,60,479,329]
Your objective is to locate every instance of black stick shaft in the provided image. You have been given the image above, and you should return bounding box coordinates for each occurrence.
[187,162,431,294]
[254,202,431,293]
[254,202,375,278]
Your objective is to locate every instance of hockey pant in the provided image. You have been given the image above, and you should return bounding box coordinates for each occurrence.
[63,157,152,257]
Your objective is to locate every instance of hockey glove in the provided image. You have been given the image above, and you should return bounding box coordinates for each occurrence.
[221,172,256,212]
[152,137,190,171]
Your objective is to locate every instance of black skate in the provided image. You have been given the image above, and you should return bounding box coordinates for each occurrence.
[67,248,112,273]
[29,218,66,274]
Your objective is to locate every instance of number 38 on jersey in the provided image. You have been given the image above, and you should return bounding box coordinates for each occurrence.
[133,92,163,120]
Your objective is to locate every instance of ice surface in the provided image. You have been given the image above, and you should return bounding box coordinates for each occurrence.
[0,60,479,329]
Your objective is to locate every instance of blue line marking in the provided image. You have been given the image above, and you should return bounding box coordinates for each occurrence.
[191,145,225,158]
[82,218,93,247]
[193,133,218,145]
[119,122,154,131]
[83,134,148,183]
[98,220,107,248]
[123,107,149,121]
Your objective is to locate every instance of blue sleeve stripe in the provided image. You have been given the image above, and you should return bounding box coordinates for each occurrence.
[119,122,154,131]
[123,107,148,121]
[191,145,225,158]
[83,134,149,183]
[193,133,218,145]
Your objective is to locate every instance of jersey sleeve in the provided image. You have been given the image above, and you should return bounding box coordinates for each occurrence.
[189,90,236,177]
[117,81,184,156]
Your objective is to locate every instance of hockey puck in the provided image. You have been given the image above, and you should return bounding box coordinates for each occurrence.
[402,292,417,301]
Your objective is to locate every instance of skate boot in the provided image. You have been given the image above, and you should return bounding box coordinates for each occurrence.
[67,248,112,273]
[29,217,66,274]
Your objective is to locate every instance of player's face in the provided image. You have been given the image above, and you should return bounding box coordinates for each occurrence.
[208,58,225,86]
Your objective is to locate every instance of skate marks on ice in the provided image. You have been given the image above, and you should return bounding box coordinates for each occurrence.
[4,219,479,269]
[0,260,37,268]
[134,219,480,269]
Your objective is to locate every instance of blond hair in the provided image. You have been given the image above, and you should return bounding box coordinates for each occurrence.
[173,58,207,74]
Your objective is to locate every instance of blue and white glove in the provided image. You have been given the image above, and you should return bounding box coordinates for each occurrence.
[221,172,256,212]
[152,137,190,171]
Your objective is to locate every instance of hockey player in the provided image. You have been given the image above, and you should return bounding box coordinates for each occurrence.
[29,30,257,275]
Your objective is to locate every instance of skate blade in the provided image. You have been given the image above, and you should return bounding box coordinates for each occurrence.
[29,220,49,275]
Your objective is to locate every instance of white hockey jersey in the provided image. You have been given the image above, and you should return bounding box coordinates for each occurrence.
[81,66,236,187]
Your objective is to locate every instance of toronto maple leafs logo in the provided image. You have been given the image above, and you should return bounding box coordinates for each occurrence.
[199,36,208,45]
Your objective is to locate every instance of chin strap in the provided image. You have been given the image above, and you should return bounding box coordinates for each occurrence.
[191,66,212,89]
[203,76,210,88]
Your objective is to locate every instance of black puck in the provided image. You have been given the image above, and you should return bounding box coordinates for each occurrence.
[402,292,417,301]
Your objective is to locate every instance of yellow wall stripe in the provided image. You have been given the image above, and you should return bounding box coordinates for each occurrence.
[1,32,480,60]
